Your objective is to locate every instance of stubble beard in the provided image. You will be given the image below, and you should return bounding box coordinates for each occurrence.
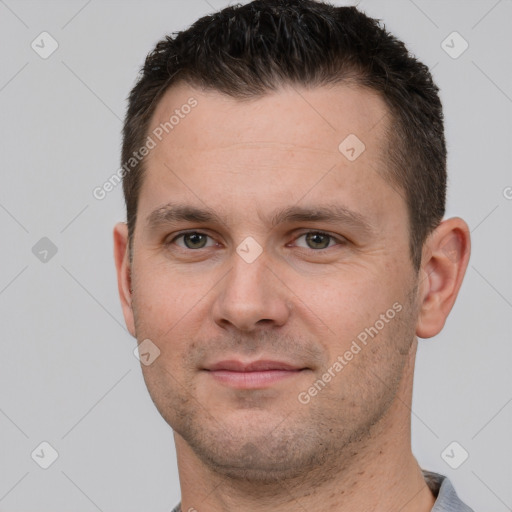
[131,281,420,489]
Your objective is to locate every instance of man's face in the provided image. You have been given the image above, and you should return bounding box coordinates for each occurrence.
[123,82,422,480]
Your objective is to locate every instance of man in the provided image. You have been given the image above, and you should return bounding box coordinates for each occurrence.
[113,1,475,510]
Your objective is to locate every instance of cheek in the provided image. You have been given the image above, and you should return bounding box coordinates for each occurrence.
[131,261,204,336]
[131,243,410,346]
[303,272,400,338]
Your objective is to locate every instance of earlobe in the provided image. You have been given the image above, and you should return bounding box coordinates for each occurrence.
[113,222,136,337]
[415,217,471,339]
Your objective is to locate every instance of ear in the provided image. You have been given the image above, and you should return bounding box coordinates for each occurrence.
[113,222,136,337]
[416,217,471,339]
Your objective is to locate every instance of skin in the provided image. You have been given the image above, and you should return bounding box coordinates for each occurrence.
[113,82,471,512]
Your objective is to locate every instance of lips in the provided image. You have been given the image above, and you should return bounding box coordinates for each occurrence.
[203,359,308,389]
[205,360,305,372]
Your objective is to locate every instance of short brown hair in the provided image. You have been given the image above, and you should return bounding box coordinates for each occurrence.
[122,0,446,271]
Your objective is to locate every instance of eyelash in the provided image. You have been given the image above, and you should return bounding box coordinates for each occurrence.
[167,230,346,252]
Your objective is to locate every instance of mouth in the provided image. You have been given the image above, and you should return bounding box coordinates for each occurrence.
[203,360,309,389]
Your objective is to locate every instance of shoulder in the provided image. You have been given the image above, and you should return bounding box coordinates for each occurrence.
[422,470,476,512]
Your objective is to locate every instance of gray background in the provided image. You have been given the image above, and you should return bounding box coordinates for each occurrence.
[1,0,511,510]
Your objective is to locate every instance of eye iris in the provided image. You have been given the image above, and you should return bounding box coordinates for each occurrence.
[306,232,330,249]
[184,233,207,249]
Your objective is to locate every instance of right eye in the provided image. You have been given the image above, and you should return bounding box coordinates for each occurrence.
[168,231,217,250]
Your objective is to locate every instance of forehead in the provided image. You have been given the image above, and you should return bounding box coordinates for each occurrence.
[149,81,389,155]
[138,81,404,234]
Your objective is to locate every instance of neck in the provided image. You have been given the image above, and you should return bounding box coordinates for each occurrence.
[174,339,435,512]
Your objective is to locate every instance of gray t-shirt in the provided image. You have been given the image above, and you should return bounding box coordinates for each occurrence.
[170,470,475,511]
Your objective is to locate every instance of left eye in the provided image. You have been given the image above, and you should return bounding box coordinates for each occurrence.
[293,231,341,250]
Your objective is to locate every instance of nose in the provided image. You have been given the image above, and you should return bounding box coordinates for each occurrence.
[212,250,292,333]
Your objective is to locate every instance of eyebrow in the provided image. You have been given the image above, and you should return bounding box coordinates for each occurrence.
[145,202,376,236]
